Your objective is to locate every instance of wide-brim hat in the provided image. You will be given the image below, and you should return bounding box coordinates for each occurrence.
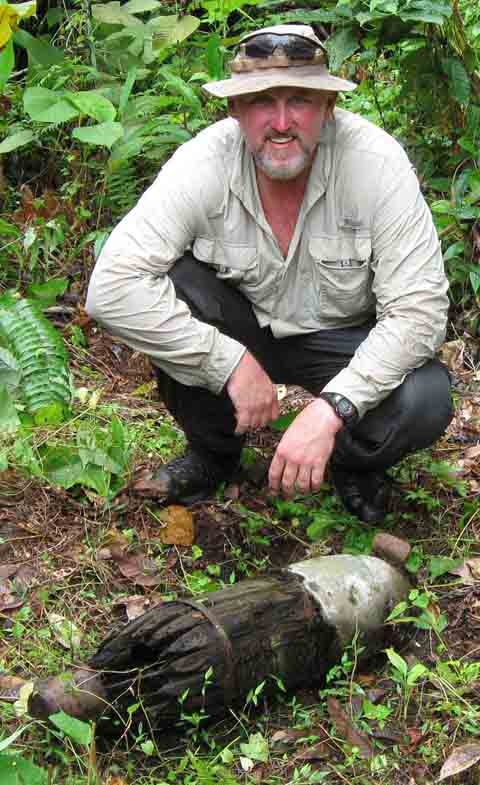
[202,24,357,98]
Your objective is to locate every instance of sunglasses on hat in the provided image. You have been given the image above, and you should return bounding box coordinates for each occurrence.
[240,33,325,60]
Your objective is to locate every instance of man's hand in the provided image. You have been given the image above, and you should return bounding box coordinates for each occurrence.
[269,398,343,496]
[226,351,279,435]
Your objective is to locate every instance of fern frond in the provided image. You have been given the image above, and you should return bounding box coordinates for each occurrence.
[104,161,139,218]
[0,299,71,424]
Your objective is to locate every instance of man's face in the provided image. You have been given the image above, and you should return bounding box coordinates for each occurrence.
[231,87,335,182]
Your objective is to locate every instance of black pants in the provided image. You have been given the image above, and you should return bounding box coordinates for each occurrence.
[155,254,453,476]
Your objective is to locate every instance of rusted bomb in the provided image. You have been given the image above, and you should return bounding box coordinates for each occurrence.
[28,555,409,729]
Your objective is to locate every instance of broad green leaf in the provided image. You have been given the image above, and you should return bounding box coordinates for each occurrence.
[240,732,269,762]
[49,711,92,747]
[443,240,464,261]
[0,752,47,785]
[72,121,123,148]
[399,0,452,25]
[167,14,200,45]
[80,463,111,496]
[91,1,141,27]
[68,90,117,122]
[0,347,20,389]
[442,57,471,105]
[326,27,359,71]
[0,385,20,434]
[33,402,68,425]
[0,129,35,154]
[406,663,428,686]
[0,38,14,92]
[385,647,408,678]
[40,446,84,488]
[27,277,68,307]
[147,14,199,47]
[13,29,64,66]
[428,556,462,579]
[24,86,79,124]
[123,0,162,12]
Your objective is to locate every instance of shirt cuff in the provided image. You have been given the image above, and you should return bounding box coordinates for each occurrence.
[202,331,247,394]
[321,367,399,420]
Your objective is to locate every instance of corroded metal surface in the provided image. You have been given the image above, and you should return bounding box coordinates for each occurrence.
[288,555,410,659]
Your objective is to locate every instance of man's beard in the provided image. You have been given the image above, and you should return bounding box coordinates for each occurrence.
[253,136,314,181]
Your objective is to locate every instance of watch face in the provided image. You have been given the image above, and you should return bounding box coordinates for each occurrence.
[337,398,354,418]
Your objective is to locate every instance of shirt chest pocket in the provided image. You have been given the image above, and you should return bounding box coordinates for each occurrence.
[308,235,374,320]
[193,237,257,283]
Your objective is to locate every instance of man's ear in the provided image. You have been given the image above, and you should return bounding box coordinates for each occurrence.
[228,97,239,118]
[327,92,337,119]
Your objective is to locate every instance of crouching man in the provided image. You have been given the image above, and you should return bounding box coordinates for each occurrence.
[86,24,453,523]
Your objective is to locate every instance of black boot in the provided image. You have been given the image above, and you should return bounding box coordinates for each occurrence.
[331,466,393,524]
[148,450,235,504]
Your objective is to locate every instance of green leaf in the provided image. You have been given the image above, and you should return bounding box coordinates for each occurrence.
[13,29,64,66]
[0,219,20,238]
[0,347,20,389]
[326,27,359,71]
[72,122,124,148]
[443,240,464,262]
[428,556,461,579]
[123,0,162,12]
[470,269,480,296]
[442,57,471,105]
[240,732,269,762]
[91,1,141,27]
[79,463,111,496]
[40,446,84,488]
[0,753,47,785]
[399,0,452,25]
[27,278,69,308]
[0,386,20,434]
[68,91,117,122]
[385,648,408,678]
[0,38,14,93]
[119,66,137,117]
[0,129,35,154]
[24,87,79,124]
[198,0,252,22]
[0,723,34,753]
[49,711,92,747]
[385,600,408,621]
[148,15,200,50]
[406,663,428,686]
[270,411,298,432]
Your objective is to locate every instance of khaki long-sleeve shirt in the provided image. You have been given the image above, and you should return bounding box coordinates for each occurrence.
[86,108,449,419]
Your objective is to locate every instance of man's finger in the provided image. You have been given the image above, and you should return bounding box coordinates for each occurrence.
[280,462,299,497]
[269,453,286,491]
[295,465,313,495]
[234,412,250,435]
[311,465,326,493]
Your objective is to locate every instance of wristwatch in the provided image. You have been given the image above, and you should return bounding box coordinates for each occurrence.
[318,392,359,429]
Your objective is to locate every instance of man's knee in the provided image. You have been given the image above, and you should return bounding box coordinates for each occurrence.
[393,359,453,450]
